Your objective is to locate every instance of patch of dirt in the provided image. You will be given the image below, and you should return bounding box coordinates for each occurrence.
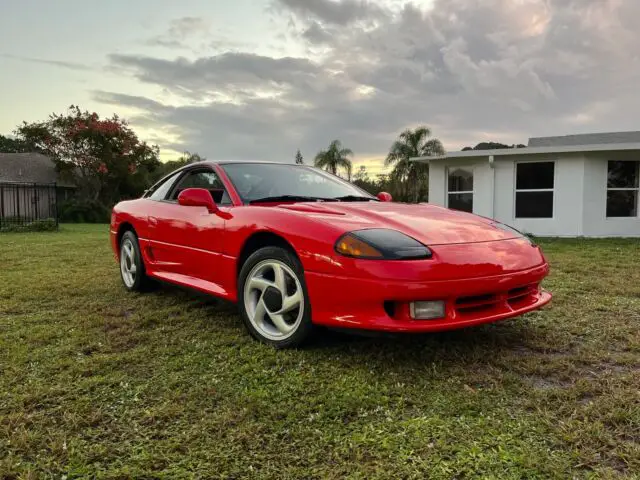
[579,361,640,378]
[511,345,571,359]
[524,359,640,391]
[80,344,100,356]
[102,308,135,319]
[102,312,135,333]
[577,392,594,405]
[525,374,573,390]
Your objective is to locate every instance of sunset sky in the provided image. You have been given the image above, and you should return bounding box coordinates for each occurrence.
[1,0,639,175]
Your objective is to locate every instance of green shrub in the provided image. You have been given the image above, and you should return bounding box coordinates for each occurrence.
[0,218,58,232]
[58,199,110,223]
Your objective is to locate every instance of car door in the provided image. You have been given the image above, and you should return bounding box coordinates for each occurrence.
[139,170,183,273]
[147,167,231,288]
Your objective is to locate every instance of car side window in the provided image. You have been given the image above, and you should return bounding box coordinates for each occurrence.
[169,170,231,205]
[147,172,181,201]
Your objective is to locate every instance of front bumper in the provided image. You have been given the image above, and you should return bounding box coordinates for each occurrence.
[305,263,551,332]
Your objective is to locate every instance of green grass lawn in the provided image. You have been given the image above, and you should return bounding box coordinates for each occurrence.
[1,224,639,479]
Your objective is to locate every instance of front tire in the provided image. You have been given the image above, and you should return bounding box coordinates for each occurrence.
[119,231,151,292]
[238,246,314,348]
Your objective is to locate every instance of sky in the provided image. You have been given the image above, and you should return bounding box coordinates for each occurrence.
[1,0,639,175]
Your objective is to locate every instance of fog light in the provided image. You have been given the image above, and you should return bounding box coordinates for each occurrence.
[410,301,445,320]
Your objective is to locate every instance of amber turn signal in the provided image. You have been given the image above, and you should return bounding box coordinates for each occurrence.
[335,233,384,258]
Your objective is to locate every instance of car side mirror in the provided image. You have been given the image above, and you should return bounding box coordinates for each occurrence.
[377,192,393,202]
[178,188,219,213]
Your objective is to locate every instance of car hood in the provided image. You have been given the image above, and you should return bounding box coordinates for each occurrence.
[276,202,519,245]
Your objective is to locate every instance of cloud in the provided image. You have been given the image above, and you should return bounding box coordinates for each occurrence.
[273,0,386,25]
[92,91,167,112]
[167,16,210,38]
[1,53,92,71]
[108,52,322,94]
[96,0,640,164]
[145,16,211,49]
[301,22,333,44]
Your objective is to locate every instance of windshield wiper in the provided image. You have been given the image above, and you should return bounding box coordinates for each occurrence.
[249,195,332,204]
[331,195,377,202]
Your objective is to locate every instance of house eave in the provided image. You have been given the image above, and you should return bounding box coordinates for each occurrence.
[410,142,640,162]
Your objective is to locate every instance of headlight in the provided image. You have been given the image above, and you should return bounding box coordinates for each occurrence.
[335,229,432,260]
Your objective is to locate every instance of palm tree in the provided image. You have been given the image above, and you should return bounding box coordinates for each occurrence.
[314,140,353,180]
[385,126,444,203]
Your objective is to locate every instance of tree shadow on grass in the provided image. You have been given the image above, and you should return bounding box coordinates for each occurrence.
[302,322,563,394]
[311,320,543,364]
[147,282,237,312]
[145,282,546,369]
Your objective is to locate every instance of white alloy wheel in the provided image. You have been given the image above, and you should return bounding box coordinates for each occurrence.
[120,237,138,288]
[243,259,304,341]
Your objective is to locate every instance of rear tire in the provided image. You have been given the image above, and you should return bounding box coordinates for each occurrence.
[238,246,314,348]
[119,231,152,292]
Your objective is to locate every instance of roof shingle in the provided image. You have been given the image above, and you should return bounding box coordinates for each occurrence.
[0,153,75,187]
[528,131,640,147]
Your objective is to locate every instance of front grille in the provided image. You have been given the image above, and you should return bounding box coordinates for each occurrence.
[454,284,539,317]
[455,293,497,307]
[507,285,538,307]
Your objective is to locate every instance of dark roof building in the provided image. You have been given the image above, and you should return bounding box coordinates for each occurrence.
[0,153,75,187]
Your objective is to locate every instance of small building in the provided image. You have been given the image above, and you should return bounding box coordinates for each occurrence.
[414,131,640,237]
[0,153,75,224]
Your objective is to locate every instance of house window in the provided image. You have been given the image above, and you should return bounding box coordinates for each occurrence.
[606,161,639,217]
[447,167,473,213]
[515,162,554,218]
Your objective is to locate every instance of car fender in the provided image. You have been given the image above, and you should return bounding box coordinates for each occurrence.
[224,206,349,275]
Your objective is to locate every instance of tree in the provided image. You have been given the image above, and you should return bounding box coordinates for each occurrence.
[352,165,381,196]
[180,151,205,163]
[0,134,30,153]
[353,165,369,182]
[295,149,304,164]
[15,106,161,207]
[314,140,353,180]
[151,151,206,183]
[462,142,526,151]
[151,159,190,182]
[385,126,444,203]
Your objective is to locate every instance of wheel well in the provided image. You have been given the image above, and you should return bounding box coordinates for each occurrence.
[237,231,298,276]
[116,222,136,247]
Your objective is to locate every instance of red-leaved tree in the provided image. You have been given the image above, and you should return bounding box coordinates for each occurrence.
[15,106,161,207]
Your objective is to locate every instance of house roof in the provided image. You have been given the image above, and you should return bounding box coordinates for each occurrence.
[0,153,75,187]
[412,131,640,162]
[528,131,640,147]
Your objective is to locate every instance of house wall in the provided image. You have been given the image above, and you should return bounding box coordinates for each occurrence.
[428,158,494,217]
[582,151,640,237]
[494,153,586,237]
[429,153,589,237]
[428,160,447,207]
[427,149,640,237]
[0,184,57,222]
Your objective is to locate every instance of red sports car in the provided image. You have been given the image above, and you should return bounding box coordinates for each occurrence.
[110,161,551,347]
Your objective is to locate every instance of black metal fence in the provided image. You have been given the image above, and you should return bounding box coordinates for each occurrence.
[0,182,58,230]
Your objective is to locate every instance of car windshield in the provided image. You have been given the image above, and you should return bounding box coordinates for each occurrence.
[221,163,374,203]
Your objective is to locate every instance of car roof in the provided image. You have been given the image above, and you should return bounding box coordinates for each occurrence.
[202,160,305,166]
[155,160,310,182]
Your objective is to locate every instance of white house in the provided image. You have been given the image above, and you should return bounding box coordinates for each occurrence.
[414,131,640,237]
